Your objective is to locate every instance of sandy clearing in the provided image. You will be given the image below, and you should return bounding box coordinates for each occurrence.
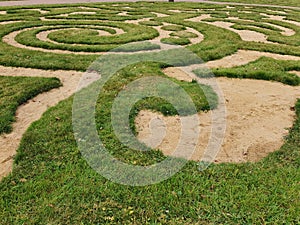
[136,68,300,163]
[0,11,7,15]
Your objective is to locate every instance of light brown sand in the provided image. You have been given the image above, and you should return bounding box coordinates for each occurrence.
[206,50,300,68]
[136,68,300,163]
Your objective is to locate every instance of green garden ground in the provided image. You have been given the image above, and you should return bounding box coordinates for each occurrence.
[0,1,299,224]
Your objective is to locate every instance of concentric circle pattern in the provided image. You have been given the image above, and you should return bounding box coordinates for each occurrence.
[0,2,298,60]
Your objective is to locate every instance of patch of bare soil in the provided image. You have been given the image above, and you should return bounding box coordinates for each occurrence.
[135,67,300,163]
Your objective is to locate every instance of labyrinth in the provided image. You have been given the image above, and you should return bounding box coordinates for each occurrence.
[0,1,300,224]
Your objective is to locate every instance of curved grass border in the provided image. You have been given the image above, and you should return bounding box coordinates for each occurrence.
[0,75,61,134]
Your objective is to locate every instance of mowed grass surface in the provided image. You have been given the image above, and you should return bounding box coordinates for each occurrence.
[0,2,299,69]
[0,62,299,224]
[0,76,61,134]
[0,1,299,224]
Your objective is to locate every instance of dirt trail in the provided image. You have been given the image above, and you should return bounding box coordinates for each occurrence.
[206,50,300,68]
[136,68,300,163]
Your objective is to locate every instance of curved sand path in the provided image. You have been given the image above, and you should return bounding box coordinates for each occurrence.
[2,28,105,55]
[136,67,300,163]
[0,67,84,179]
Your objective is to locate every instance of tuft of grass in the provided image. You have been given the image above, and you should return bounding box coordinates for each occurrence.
[161,24,186,31]
[170,30,198,38]
[161,37,191,45]
[0,76,61,134]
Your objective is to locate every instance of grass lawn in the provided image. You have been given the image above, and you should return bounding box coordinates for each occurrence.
[0,76,61,134]
[0,63,299,224]
[0,1,299,224]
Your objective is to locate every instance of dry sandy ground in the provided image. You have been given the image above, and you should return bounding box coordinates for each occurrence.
[136,68,300,163]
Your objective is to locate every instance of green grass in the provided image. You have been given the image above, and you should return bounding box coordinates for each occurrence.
[0,64,299,223]
[0,2,300,224]
[161,37,191,45]
[0,76,61,134]
[0,2,299,69]
[161,24,186,31]
[170,30,198,38]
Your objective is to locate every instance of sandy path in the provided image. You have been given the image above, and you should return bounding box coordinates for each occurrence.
[136,68,300,163]
[2,28,105,55]
[206,50,300,68]
[206,21,270,43]
[0,67,84,179]
[263,22,295,36]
